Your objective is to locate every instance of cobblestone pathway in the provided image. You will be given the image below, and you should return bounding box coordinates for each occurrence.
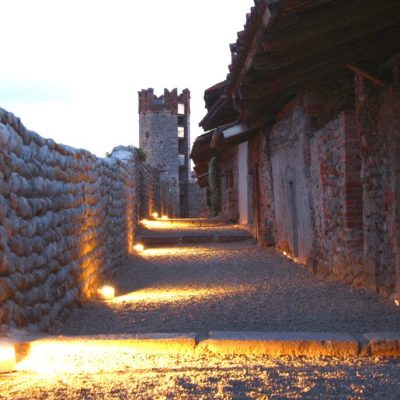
[52,223,400,335]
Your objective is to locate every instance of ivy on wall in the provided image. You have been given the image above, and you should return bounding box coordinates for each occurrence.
[208,156,221,216]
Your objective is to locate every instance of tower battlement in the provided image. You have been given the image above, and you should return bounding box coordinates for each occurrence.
[138,88,190,115]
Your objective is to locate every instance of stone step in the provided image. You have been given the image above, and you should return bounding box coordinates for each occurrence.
[137,230,253,246]
[148,218,226,227]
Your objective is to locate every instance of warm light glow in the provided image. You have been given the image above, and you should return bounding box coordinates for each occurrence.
[15,339,195,375]
[97,286,115,300]
[140,219,188,229]
[133,243,145,252]
[395,299,400,307]
[151,212,159,218]
[161,215,168,220]
[113,286,248,305]
[142,247,200,257]
[0,340,16,374]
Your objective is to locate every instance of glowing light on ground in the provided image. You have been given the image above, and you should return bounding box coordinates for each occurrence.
[97,286,115,300]
[141,247,203,257]
[0,340,16,374]
[151,212,159,218]
[113,285,252,305]
[161,215,169,220]
[133,243,145,252]
[15,339,194,375]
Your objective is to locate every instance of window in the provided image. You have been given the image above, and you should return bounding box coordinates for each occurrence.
[178,127,185,139]
[178,103,185,114]
[178,154,185,166]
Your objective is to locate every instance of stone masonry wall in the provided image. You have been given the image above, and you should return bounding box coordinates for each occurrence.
[138,88,191,218]
[0,108,157,331]
[268,82,400,300]
[248,131,276,245]
[355,81,400,299]
[188,182,208,218]
[139,109,179,217]
[137,162,161,219]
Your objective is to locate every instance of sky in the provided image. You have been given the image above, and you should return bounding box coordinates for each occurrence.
[0,0,253,157]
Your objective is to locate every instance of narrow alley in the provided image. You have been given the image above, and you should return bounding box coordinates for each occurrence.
[51,219,400,335]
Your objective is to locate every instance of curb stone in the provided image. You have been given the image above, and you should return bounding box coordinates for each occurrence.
[4,331,400,360]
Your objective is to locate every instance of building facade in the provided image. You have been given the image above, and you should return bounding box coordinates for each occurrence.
[192,0,400,302]
[138,88,190,217]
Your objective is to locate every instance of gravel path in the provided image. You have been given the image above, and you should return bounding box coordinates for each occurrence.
[51,241,400,335]
[2,351,400,399]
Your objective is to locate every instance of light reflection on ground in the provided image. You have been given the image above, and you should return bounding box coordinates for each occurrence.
[113,285,251,304]
[2,349,399,399]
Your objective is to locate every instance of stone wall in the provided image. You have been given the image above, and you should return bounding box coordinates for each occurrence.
[355,82,400,299]
[139,108,180,217]
[137,161,161,219]
[248,131,276,245]
[264,81,400,300]
[188,182,208,218]
[0,108,158,331]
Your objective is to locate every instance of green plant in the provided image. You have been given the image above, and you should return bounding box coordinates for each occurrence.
[208,156,221,216]
[135,147,147,162]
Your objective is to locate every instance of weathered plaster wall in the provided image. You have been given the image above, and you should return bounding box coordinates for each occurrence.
[220,146,239,222]
[270,102,315,261]
[0,108,158,331]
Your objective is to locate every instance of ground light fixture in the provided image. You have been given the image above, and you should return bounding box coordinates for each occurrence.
[97,286,115,300]
[151,212,159,218]
[0,339,16,374]
[133,243,145,252]
[161,215,168,220]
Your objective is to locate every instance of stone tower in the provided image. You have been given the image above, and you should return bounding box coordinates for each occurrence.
[138,88,191,217]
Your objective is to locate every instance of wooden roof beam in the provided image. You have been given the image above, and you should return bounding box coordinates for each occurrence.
[244,26,400,91]
[254,6,400,71]
[346,65,387,88]
[262,0,400,52]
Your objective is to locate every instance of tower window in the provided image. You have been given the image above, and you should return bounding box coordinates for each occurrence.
[178,127,184,139]
[178,103,185,114]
